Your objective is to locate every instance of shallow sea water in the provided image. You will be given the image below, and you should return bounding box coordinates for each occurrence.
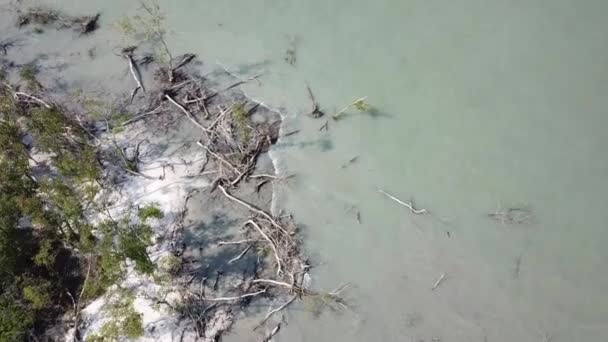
[4,0,608,340]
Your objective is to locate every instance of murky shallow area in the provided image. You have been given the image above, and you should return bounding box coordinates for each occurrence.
[3,0,608,340]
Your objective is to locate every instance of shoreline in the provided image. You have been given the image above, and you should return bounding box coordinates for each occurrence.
[0,4,343,341]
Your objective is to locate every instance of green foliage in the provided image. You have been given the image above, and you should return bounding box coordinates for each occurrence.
[19,63,42,91]
[120,222,154,274]
[22,279,52,310]
[86,293,143,341]
[0,295,34,342]
[115,0,172,65]
[138,203,163,221]
[110,112,131,133]
[231,103,252,140]
[0,90,103,337]
[159,254,181,275]
[78,224,97,253]
[28,106,70,151]
[34,238,57,267]
[0,75,156,340]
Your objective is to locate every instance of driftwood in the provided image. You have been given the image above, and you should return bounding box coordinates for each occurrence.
[117,105,163,127]
[333,96,369,120]
[378,189,427,215]
[305,85,324,118]
[12,91,52,109]
[246,219,283,276]
[432,273,446,291]
[173,53,196,72]
[318,120,329,131]
[117,52,348,338]
[228,244,253,264]
[255,295,297,330]
[205,289,266,302]
[341,156,359,169]
[124,53,145,103]
[261,323,281,342]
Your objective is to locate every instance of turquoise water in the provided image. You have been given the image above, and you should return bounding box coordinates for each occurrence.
[11,0,608,340]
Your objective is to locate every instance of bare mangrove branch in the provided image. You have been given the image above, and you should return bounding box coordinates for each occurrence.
[245,220,282,276]
[432,273,446,291]
[378,189,427,215]
[124,53,145,103]
[228,244,253,264]
[165,94,211,133]
[218,185,290,237]
[256,296,297,330]
[13,91,52,108]
[252,279,294,289]
[205,289,266,302]
[218,239,260,246]
[261,323,281,342]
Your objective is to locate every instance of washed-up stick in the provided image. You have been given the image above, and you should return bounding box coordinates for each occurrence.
[197,141,239,172]
[218,239,259,246]
[125,53,145,103]
[205,289,266,302]
[228,244,253,264]
[305,84,324,118]
[218,185,290,237]
[261,323,281,342]
[282,130,300,137]
[13,91,52,108]
[173,53,196,71]
[378,189,427,215]
[165,94,211,133]
[118,105,163,127]
[432,273,446,291]
[252,279,294,289]
[333,96,368,120]
[341,156,359,169]
[245,220,282,276]
[255,296,297,330]
[318,120,329,131]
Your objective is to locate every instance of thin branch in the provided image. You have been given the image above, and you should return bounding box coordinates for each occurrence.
[228,244,253,264]
[432,273,446,291]
[378,189,427,215]
[261,323,281,342]
[255,296,297,330]
[245,220,282,276]
[305,85,324,118]
[248,174,278,179]
[252,279,294,289]
[218,185,290,237]
[205,289,266,302]
[218,239,260,246]
[118,105,163,127]
[124,54,145,103]
[197,141,239,172]
[13,92,52,109]
[165,94,211,133]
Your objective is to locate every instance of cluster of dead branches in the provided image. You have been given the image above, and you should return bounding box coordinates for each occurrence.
[16,6,100,35]
[116,48,346,340]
